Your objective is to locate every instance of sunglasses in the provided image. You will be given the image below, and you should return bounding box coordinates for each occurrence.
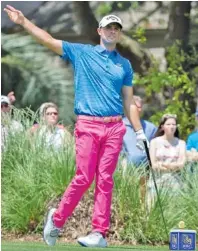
[46,112,58,116]
[1,103,9,108]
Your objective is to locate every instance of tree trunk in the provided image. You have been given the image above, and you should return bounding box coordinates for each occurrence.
[166,1,191,51]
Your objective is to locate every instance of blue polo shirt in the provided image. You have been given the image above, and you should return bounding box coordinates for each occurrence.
[61,42,133,116]
[186,131,198,151]
[122,117,157,166]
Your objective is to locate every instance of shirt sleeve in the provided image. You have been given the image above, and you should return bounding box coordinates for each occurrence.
[123,60,133,86]
[60,41,85,65]
[150,126,157,141]
[186,135,193,150]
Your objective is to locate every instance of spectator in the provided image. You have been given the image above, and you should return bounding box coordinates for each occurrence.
[30,102,71,150]
[122,96,157,168]
[121,96,157,203]
[186,108,198,163]
[147,114,186,210]
[1,95,23,151]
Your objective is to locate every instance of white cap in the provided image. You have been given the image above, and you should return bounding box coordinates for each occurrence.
[99,15,122,29]
[1,95,10,105]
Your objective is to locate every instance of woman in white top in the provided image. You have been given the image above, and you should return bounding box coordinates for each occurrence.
[147,114,186,209]
[30,102,71,150]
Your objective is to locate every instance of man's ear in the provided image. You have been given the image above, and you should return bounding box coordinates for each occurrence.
[97,28,101,36]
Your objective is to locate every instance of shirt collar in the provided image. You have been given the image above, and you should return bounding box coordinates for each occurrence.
[95,45,117,55]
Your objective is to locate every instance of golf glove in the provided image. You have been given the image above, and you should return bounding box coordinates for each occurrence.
[136,129,149,151]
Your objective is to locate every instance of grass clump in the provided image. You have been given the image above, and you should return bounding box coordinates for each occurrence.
[2,109,198,243]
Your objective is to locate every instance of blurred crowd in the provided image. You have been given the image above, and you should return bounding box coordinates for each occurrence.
[121,95,198,209]
[1,92,198,209]
[1,92,71,152]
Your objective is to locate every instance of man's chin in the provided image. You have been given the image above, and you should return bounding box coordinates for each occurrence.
[104,40,117,45]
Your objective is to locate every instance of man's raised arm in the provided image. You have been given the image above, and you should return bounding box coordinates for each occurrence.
[4,5,62,55]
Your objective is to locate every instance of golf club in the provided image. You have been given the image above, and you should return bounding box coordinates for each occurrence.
[143,140,169,241]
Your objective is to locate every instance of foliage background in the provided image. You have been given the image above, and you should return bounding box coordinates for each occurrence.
[1,1,198,134]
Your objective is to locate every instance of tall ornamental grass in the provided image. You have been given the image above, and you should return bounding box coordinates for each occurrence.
[2,109,75,233]
[1,109,198,242]
[114,164,198,243]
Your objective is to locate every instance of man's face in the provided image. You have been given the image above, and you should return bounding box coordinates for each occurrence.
[97,23,121,45]
[1,102,11,113]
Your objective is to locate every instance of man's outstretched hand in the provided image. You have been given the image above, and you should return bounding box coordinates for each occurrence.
[4,5,25,25]
[7,91,16,104]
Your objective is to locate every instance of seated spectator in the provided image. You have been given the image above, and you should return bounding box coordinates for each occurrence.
[147,114,186,210]
[1,95,23,151]
[30,102,71,150]
[122,96,157,168]
[186,108,198,162]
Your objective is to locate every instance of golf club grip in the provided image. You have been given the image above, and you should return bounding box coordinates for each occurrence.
[143,140,152,167]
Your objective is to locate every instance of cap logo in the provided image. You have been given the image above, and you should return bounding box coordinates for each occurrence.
[106,16,119,21]
[99,15,122,28]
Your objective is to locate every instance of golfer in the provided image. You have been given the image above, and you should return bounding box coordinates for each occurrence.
[4,5,148,248]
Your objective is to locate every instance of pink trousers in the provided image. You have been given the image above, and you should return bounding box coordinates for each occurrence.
[53,118,126,235]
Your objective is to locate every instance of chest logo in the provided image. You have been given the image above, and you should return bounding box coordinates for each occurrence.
[115,63,122,68]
